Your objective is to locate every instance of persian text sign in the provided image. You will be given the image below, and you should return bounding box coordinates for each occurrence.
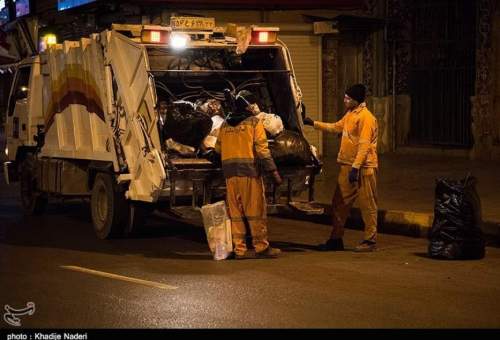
[170,17,215,31]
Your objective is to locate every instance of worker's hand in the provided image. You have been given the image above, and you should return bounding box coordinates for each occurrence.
[348,167,359,184]
[201,149,220,165]
[303,117,314,126]
[271,170,283,185]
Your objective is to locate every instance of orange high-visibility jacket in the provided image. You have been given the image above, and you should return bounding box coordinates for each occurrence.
[314,104,378,169]
[215,116,277,178]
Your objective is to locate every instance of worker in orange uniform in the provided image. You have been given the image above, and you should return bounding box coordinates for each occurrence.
[215,90,283,259]
[303,84,378,252]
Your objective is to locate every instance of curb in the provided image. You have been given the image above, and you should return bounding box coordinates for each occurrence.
[280,203,500,242]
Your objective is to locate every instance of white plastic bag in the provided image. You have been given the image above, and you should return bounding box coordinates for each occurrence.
[201,115,225,150]
[261,113,284,136]
[200,201,233,260]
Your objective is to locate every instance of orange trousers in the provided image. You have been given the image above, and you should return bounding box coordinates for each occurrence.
[226,176,269,255]
[330,165,378,242]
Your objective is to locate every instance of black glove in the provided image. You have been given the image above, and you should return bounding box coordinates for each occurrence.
[303,117,314,126]
[201,149,221,166]
[348,167,359,184]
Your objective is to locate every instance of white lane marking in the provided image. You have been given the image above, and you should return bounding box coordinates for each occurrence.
[60,265,178,290]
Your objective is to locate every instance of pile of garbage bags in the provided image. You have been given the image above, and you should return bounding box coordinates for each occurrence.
[162,100,213,149]
[160,97,315,167]
[428,176,485,260]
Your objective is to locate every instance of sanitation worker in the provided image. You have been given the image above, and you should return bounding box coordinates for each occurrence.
[303,84,378,252]
[215,89,283,259]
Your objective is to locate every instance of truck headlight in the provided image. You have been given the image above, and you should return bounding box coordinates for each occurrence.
[170,33,189,50]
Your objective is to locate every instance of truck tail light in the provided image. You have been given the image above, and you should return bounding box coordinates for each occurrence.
[141,29,170,44]
[251,27,279,44]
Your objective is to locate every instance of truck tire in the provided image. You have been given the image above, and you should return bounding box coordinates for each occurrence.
[90,173,127,239]
[19,153,47,215]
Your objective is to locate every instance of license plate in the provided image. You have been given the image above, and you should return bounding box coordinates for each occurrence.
[170,17,215,31]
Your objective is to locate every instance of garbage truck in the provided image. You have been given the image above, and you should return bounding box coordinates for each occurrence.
[2,17,322,239]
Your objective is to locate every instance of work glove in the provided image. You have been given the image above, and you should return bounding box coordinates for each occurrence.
[201,149,221,166]
[303,117,314,126]
[348,167,359,184]
[271,170,283,185]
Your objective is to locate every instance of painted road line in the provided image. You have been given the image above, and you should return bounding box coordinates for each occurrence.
[60,265,178,290]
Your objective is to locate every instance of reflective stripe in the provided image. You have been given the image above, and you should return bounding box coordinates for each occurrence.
[231,216,266,222]
[223,158,255,164]
[246,216,267,221]
[222,162,259,178]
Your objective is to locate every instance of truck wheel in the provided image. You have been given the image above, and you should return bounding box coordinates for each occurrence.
[19,154,47,215]
[90,173,127,239]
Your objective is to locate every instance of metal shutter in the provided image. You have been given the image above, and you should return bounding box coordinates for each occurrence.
[279,34,323,153]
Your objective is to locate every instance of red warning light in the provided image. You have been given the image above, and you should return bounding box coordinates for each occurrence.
[258,31,269,43]
[150,31,161,43]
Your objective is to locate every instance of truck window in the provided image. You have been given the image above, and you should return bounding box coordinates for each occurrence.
[7,66,31,117]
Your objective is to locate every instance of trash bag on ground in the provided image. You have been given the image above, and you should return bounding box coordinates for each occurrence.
[200,201,233,260]
[428,175,485,260]
[163,100,212,148]
[269,130,313,166]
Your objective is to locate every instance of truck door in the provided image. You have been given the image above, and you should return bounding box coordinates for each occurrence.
[6,65,32,161]
[104,31,166,202]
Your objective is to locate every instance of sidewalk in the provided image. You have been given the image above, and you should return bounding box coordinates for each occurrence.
[309,153,500,241]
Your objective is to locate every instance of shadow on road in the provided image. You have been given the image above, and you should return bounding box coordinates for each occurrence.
[0,198,217,260]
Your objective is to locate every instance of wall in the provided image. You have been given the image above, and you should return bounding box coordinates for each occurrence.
[492,3,500,159]
[471,0,498,160]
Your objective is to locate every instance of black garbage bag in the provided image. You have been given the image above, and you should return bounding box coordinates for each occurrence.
[428,175,485,260]
[269,130,313,166]
[163,100,212,148]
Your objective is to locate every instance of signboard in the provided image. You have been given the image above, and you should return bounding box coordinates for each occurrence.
[170,17,215,31]
[58,0,95,11]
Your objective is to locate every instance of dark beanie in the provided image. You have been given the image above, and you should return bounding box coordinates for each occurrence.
[345,84,366,103]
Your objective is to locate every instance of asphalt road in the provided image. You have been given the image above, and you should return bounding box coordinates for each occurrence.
[1,181,500,329]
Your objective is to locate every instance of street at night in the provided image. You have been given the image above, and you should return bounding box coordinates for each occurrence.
[1,181,500,328]
[2,0,500,333]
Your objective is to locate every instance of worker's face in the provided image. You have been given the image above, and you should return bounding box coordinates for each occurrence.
[344,94,358,109]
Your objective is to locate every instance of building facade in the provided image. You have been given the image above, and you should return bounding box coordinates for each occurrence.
[1,0,499,160]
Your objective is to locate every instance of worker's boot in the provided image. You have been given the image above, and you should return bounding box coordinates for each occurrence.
[255,246,281,259]
[354,240,377,252]
[317,238,344,251]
